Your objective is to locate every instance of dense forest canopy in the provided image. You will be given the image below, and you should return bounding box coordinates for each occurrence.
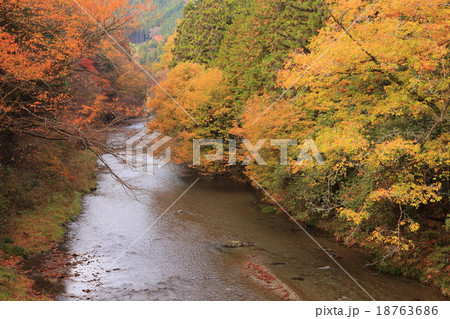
[0,0,146,147]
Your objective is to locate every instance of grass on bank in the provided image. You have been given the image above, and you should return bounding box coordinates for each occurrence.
[0,138,97,300]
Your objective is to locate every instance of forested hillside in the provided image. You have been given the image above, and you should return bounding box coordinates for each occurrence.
[148,0,449,294]
[0,0,145,299]
[131,0,186,65]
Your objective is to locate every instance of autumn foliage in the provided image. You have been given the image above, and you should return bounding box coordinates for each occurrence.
[244,0,449,252]
[0,0,144,149]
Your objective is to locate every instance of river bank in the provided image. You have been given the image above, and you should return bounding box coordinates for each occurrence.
[0,138,98,300]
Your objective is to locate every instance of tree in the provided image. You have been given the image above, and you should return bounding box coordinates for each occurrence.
[215,0,325,105]
[171,0,242,65]
[147,62,234,172]
[0,0,141,164]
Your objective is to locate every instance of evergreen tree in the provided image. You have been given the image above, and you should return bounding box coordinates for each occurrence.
[214,0,326,105]
[171,0,244,65]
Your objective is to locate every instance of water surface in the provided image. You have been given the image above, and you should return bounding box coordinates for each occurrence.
[57,123,446,301]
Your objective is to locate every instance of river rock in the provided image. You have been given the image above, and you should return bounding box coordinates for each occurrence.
[291,277,305,281]
[317,265,331,270]
[222,240,244,248]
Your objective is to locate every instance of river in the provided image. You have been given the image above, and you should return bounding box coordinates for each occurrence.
[57,123,446,301]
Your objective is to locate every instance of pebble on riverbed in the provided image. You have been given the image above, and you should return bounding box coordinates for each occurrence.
[317,266,331,270]
[222,241,257,248]
[223,241,244,248]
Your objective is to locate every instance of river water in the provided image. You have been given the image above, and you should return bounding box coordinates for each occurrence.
[57,123,446,301]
